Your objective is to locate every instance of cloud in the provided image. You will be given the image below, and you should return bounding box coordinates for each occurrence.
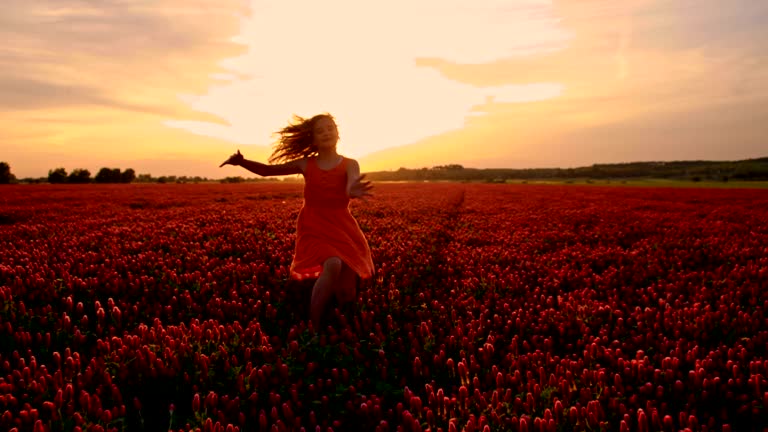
[359,95,768,171]
[0,0,252,176]
[0,77,231,124]
[0,0,250,119]
[164,0,570,157]
[417,0,768,113]
[4,0,766,177]
[359,0,768,170]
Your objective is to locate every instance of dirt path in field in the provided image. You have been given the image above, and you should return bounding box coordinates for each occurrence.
[410,186,467,291]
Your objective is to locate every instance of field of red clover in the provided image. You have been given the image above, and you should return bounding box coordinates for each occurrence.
[1,183,767,432]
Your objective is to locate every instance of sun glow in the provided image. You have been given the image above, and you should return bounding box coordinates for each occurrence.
[165,0,569,158]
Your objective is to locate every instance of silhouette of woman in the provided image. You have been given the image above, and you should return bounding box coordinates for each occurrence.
[220,113,374,329]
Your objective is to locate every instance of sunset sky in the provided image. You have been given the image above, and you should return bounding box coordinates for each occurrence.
[2,0,767,178]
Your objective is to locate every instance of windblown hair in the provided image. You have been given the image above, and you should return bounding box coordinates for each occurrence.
[269,113,336,164]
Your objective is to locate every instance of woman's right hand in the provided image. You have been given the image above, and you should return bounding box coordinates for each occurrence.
[219,150,244,167]
[348,174,373,199]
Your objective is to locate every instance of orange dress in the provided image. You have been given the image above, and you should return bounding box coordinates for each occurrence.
[290,156,374,280]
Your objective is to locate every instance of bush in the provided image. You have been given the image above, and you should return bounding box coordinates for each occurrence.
[0,162,16,184]
[95,168,122,183]
[68,169,92,184]
[48,167,68,184]
[121,168,136,183]
[221,176,245,184]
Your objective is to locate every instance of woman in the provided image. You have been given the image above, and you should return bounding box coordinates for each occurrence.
[220,113,374,329]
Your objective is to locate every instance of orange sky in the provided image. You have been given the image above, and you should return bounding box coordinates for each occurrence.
[2,0,767,178]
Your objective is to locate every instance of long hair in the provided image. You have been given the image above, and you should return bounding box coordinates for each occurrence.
[269,113,336,164]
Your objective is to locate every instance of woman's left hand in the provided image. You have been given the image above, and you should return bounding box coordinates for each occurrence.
[348,174,373,199]
[219,150,244,167]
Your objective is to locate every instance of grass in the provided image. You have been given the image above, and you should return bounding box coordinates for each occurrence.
[503,178,768,189]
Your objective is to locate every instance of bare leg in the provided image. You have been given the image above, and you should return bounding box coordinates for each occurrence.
[310,257,342,329]
[336,262,359,305]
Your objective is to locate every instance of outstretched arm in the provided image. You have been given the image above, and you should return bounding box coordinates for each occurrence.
[220,150,306,177]
[346,158,373,199]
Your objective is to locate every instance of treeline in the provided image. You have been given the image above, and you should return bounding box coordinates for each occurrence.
[44,167,136,184]
[30,169,214,184]
[365,157,768,182]
[3,157,768,185]
[0,162,282,185]
[1,166,140,184]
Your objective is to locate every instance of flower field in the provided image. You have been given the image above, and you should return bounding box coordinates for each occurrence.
[1,182,767,432]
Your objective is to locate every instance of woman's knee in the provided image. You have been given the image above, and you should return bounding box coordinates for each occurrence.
[323,256,343,277]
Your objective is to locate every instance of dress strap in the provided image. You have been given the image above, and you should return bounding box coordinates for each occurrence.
[311,155,346,172]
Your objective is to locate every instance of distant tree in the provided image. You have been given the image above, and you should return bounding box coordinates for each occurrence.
[136,173,153,183]
[20,177,46,184]
[0,162,16,184]
[432,164,464,170]
[48,168,68,184]
[95,168,112,183]
[121,168,136,183]
[95,167,123,183]
[221,176,245,184]
[68,168,91,184]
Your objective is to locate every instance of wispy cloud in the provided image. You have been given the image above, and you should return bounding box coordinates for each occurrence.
[417,0,768,112]
[360,0,768,169]
[0,0,251,176]
[165,0,570,157]
[613,16,632,81]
